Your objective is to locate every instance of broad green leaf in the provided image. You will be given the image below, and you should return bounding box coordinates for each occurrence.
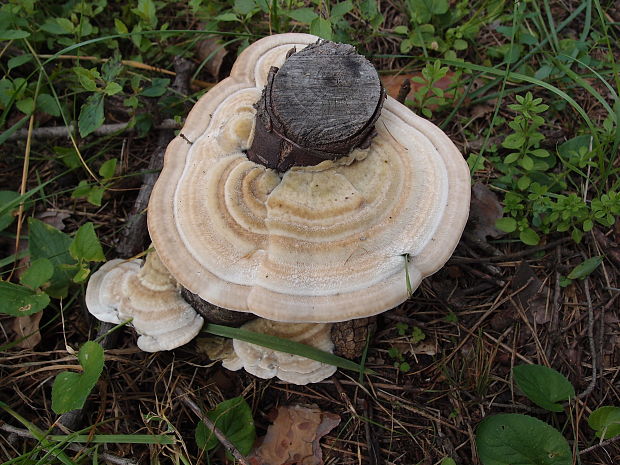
[567,256,603,280]
[234,0,257,15]
[331,1,353,18]
[195,397,255,455]
[205,324,372,374]
[73,66,99,92]
[440,459,456,465]
[0,190,20,231]
[408,0,448,23]
[73,264,91,283]
[39,18,74,35]
[114,18,128,34]
[78,93,105,137]
[103,82,122,96]
[131,0,158,28]
[99,158,117,179]
[214,12,239,22]
[28,218,76,298]
[51,341,105,414]
[513,364,574,412]
[141,78,170,97]
[20,258,54,289]
[0,30,30,40]
[8,54,32,70]
[557,135,591,159]
[16,97,34,114]
[476,414,572,465]
[588,406,620,439]
[36,93,61,116]
[287,7,318,24]
[520,228,540,245]
[495,217,517,233]
[0,281,50,316]
[310,17,332,40]
[69,222,105,262]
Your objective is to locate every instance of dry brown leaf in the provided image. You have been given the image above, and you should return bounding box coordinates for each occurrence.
[466,183,505,242]
[12,312,43,349]
[248,404,340,465]
[511,261,551,325]
[196,36,229,80]
[37,210,70,231]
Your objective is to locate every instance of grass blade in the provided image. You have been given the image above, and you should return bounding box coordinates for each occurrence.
[204,323,374,375]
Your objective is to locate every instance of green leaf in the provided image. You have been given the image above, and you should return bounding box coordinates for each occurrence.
[495,217,517,233]
[476,414,572,465]
[331,1,353,18]
[310,17,332,40]
[408,0,448,23]
[287,8,318,24]
[141,78,170,97]
[73,66,99,92]
[0,281,50,316]
[195,397,255,455]
[0,190,20,231]
[513,364,575,412]
[69,222,105,262]
[440,459,456,465]
[234,0,257,15]
[36,93,61,116]
[214,12,239,22]
[73,264,91,283]
[393,25,408,35]
[28,218,76,298]
[99,158,117,179]
[0,30,31,40]
[51,341,105,414]
[8,54,33,70]
[40,18,74,35]
[131,0,158,28]
[103,82,122,96]
[204,324,372,374]
[567,256,603,280]
[20,258,54,290]
[78,93,105,137]
[114,18,128,34]
[16,97,34,114]
[588,406,620,439]
[519,228,540,245]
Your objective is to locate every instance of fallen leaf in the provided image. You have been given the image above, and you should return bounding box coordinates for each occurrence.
[196,36,229,80]
[37,210,70,231]
[466,183,505,242]
[12,312,43,349]
[248,404,340,465]
[511,262,551,325]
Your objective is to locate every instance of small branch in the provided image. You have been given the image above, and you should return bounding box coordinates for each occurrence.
[0,424,137,465]
[576,275,597,399]
[175,388,250,465]
[8,119,181,141]
[396,78,411,104]
[449,237,571,264]
[579,434,620,455]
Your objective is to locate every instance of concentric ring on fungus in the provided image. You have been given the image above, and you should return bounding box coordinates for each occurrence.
[148,33,471,323]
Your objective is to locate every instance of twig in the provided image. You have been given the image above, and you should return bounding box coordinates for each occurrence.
[449,237,571,264]
[8,119,181,141]
[36,54,212,88]
[0,424,137,465]
[579,434,620,455]
[576,275,597,399]
[358,397,382,465]
[175,388,250,465]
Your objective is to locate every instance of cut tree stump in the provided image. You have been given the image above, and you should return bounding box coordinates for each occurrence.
[247,40,385,171]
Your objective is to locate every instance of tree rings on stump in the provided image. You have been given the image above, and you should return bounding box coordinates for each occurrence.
[247,40,385,171]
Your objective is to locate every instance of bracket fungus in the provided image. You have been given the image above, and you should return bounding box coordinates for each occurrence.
[205,320,336,385]
[148,33,470,325]
[85,251,203,352]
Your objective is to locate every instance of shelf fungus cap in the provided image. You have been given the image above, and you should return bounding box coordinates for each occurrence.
[208,320,336,385]
[148,33,471,323]
[85,251,204,352]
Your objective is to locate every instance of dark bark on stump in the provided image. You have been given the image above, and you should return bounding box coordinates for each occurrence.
[247,40,385,171]
[181,288,254,326]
